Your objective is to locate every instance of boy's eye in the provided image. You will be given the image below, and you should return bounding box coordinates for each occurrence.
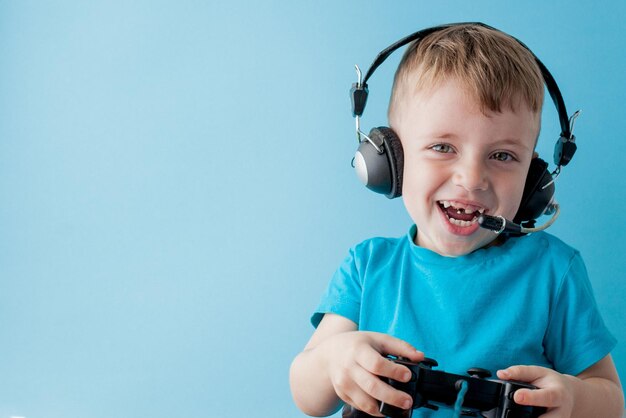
[491,151,515,162]
[430,143,454,153]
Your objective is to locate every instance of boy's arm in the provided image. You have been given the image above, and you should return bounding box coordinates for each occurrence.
[290,313,357,416]
[572,355,624,417]
[289,313,423,417]
[497,354,624,418]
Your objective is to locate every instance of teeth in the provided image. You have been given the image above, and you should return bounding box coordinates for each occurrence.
[447,215,478,227]
[439,200,485,214]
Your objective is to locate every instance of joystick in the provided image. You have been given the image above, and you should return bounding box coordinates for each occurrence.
[467,368,492,379]
[342,357,546,418]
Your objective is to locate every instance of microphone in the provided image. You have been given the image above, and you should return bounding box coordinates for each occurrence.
[478,203,560,235]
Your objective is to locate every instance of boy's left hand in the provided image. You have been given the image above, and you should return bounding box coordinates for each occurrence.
[497,365,575,417]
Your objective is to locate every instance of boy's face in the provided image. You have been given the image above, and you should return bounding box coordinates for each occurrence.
[392,78,539,256]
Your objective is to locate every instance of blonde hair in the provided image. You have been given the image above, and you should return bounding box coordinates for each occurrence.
[388,24,544,121]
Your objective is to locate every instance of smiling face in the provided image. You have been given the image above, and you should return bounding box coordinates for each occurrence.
[392,78,540,256]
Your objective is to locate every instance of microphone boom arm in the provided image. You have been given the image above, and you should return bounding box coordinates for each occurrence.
[478,204,561,235]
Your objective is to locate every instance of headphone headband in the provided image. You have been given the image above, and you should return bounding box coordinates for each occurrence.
[351,22,577,166]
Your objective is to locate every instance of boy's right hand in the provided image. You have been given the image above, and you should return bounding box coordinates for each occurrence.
[319,330,424,417]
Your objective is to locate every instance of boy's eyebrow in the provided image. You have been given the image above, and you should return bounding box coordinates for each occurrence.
[492,138,533,151]
[433,132,457,139]
[430,133,533,151]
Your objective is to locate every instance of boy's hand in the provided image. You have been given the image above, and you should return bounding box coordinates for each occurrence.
[321,331,424,417]
[497,365,575,417]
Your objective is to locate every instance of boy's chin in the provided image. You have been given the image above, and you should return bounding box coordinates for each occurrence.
[435,233,500,257]
[415,227,501,257]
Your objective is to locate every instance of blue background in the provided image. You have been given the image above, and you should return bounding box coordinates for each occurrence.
[1,1,624,417]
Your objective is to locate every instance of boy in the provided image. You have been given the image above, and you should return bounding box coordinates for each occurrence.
[290,24,624,417]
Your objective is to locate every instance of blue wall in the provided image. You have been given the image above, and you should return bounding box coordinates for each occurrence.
[0,1,624,417]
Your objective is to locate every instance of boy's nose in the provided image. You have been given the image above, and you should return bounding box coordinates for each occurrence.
[453,159,488,192]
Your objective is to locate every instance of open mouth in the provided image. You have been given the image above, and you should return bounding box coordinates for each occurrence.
[437,200,486,227]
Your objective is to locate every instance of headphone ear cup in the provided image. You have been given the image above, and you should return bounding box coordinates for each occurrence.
[513,157,555,224]
[354,127,404,198]
[377,127,404,199]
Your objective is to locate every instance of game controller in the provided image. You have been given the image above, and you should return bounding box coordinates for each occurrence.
[342,357,547,418]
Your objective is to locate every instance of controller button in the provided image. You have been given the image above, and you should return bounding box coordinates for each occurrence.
[508,390,516,400]
[467,367,492,379]
[421,358,438,368]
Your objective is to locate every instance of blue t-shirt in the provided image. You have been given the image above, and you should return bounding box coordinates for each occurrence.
[313,226,616,381]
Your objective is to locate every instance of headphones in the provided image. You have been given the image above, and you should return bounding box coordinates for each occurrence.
[350,22,579,227]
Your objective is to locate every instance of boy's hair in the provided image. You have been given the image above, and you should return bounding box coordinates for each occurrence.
[388,24,544,121]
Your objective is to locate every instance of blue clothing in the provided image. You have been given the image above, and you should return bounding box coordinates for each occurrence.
[313,226,616,381]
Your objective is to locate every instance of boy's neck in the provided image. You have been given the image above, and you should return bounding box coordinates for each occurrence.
[412,230,510,255]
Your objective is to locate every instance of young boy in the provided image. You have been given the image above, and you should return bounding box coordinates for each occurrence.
[290,24,624,417]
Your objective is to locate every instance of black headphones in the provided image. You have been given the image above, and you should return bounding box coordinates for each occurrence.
[350,22,578,226]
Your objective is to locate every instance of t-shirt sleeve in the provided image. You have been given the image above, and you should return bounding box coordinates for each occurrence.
[311,246,363,328]
[543,252,617,376]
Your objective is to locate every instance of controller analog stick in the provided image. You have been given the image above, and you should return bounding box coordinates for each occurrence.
[421,358,439,369]
[467,367,492,379]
